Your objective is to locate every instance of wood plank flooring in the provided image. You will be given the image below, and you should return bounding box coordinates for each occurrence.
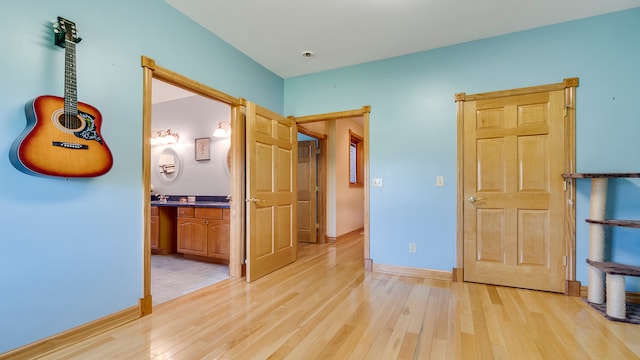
[38,232,640,359]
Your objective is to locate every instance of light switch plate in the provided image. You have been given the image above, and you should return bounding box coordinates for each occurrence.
[436,176,444,187]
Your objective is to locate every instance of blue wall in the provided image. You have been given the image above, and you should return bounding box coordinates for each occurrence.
[0,0,282,353]
[285,9,640,286]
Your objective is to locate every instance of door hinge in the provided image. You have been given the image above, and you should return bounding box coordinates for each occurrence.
[563,105,574,117]
[316,148,321,155]
[563,256,567,266]
[316,186,319,192]
[316,223,320,229]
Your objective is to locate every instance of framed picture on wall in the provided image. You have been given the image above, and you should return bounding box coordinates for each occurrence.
[195,137,210,161]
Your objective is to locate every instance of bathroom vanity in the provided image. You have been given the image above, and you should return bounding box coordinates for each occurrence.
[151,198,230,264]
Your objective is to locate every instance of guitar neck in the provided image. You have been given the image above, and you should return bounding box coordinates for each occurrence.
[64,39,78,116]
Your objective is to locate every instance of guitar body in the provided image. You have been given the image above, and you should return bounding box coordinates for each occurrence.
[10,95,113,177]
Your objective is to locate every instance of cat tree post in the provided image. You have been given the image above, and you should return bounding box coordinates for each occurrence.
[588,178,608,304]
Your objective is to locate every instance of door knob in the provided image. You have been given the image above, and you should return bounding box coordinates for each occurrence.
[467,196,484,204]
[245,198,262,204]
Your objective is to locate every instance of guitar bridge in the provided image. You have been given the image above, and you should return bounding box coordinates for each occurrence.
[52,141,88,150]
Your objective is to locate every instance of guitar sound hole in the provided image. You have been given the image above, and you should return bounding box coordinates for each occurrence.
[57,113,84,131]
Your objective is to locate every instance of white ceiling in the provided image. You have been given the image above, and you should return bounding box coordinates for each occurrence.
[152,78,197,104]
[164,0,640,79]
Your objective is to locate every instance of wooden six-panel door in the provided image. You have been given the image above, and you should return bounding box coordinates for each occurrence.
[462,88,567,293]
[245,101,297,282]
[297,140,318,243]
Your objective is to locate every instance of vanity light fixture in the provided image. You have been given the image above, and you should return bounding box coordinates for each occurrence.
[151,129,180,145]
[213,121,231,138]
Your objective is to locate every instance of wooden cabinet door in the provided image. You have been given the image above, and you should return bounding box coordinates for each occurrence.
[177,218,207,256]
[150,215,159,250]
[150,206,159,250]
[207,220,230,260]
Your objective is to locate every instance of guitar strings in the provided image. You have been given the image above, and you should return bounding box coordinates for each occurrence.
[65,38,77,146]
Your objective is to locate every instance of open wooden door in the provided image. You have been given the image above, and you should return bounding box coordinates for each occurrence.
[245,101,297,282]
[297,140,318,243]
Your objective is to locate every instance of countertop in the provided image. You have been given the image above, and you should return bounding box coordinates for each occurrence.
[151,200,230,208]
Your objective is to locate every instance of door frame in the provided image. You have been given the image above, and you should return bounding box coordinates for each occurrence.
[454,78,579,295]
[140,56,245,315]
[292,106,371,267]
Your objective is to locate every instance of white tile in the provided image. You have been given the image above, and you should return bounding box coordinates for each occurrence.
[151,255,229,305]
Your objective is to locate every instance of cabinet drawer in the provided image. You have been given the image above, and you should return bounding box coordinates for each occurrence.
[177,207,195,218]
[223,208,230,220]
[150,206,158,216]
[195,208,223,219]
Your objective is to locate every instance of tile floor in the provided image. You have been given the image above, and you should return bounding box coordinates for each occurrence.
[151,254,229,305]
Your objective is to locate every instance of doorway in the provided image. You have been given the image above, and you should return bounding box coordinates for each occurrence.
[149,79,231,305]
[455,78,578,294]
[141,57,373,313]
[293,107,371,265]
[141,56,245,314]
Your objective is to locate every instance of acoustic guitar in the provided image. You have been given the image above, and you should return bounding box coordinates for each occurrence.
[10,17,112,178]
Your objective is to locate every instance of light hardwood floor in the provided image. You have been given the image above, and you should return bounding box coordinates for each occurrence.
[38,232,640,359]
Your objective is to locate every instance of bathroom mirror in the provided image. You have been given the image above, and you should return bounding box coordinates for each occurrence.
[157,147,181,183]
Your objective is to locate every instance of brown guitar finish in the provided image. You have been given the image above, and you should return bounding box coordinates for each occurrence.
[13,95,113,177]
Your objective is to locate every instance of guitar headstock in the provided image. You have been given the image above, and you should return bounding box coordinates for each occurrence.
[53,16,82,48]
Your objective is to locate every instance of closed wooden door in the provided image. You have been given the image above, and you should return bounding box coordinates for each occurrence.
[245,101,297,282]
[297,140,318,243]
[462,87,567,293]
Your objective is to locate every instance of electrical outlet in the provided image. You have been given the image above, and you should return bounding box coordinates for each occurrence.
[409,243,417,253]
[372,178,383,187]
